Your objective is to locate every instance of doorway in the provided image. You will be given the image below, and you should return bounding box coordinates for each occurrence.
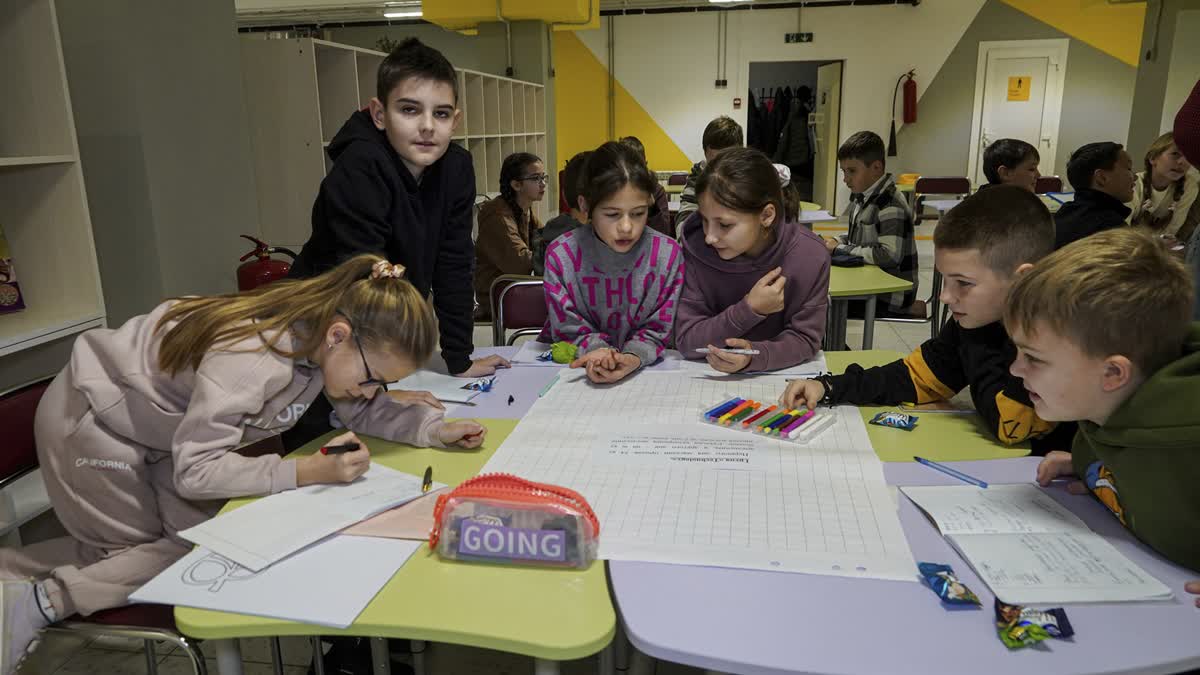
[748,60,841,209]
[966,39,1069,186]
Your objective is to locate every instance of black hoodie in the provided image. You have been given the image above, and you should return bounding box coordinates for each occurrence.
[290,110,477,374]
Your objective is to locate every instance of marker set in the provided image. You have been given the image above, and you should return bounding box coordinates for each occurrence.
[701,397,835,443]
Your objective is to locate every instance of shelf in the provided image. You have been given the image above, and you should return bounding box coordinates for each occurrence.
[0,0,75,158]
[315,43,359,142]
[355,52,384,110]
[0,155,76,167]
[468,138,489,195]
[482,77,499,136]
[465,73,485,137]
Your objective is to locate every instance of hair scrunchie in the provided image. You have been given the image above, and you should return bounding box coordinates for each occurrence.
[371,260,406,279]
[773,163,792,188]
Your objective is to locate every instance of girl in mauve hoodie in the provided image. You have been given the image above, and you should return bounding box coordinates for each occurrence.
[675,148,830,374]
[0,255,484,672]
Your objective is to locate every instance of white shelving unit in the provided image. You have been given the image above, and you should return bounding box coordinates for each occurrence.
[0,0,105,359]
[240,37,549,249]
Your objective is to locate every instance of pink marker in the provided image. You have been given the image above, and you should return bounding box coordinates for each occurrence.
[780,409,816,435]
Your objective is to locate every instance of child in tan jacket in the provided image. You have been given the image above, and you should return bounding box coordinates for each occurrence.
[0,255,484,672]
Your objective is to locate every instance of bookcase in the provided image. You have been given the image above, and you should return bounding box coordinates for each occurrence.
[0,0,104,358]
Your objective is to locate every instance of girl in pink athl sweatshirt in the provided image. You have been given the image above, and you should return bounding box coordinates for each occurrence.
[0,256,485,672]
[539,141,685,384]
[675,148,830,373]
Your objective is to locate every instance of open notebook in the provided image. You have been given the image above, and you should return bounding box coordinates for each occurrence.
[902,484,1172,604]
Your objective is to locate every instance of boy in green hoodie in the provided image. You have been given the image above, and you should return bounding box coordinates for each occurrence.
[1006,227,1200,573]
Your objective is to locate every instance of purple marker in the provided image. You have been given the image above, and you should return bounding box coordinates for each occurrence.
[781,409,816,435]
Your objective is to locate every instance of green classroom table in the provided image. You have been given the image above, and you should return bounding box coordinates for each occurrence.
[826,266,914,352]
[827,351,1029,462]
[175,419,615,675]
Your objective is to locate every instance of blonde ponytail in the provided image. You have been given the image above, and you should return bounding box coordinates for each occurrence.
[156,254,436,376]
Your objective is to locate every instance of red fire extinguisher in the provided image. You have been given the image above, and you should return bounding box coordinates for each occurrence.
[902,71,918,124]
[887,69,917,157]
[236,235,298,291]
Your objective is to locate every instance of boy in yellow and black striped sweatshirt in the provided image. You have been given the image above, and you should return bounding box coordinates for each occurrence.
[782,185,1075,455]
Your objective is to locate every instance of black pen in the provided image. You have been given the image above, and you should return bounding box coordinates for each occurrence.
[320,442,360,455]
[422,465,433,493]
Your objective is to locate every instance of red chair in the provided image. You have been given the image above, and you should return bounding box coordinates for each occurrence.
[0,378,208,675]
[489,275,547,346]
[1035,175,1063,194]
[912,176,971,224]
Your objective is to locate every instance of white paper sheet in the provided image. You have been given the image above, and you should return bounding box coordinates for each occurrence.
[511,341,564,367]
[675,351,828,379]
[131,535,419,628]
[592,425,765,471]
[902,484,1173,603]
[481,372,915,581]
[180,464,426,571]
[515,341,687,371]
[388,370,490,403]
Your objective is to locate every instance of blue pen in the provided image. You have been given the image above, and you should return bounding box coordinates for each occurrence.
[913,456,988,488]
[538,373,561,398]
[704,397,742,420]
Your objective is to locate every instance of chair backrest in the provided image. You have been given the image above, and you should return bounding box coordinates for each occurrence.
[1035,175,1063,194]
[0,378,50,482]
[667,173,687,186]
[497,280,548,346]
[914,176,971,196]
[490,275,542,345]
[558,169,571,214]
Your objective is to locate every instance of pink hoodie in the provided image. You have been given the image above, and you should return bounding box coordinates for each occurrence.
[62,300,446,501]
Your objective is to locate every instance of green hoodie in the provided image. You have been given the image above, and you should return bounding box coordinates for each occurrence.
[1072,323,1200,573]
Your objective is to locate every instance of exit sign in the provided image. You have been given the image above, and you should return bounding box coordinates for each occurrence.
[785,32,813,43]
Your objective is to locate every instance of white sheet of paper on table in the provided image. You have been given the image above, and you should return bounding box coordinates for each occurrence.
[180,464,427,571]
[481,372,915,582]
[592,425,765,471]
[131,535,420,628]
[902,484,1173,604]
[514,340,687,371]
[675,351,828,379]
[388,370,487,403]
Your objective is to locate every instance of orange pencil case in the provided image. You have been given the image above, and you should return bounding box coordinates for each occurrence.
[428,473,600,568]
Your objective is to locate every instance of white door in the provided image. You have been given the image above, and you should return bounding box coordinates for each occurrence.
[967,40,1068,186]
[811,61,842,214]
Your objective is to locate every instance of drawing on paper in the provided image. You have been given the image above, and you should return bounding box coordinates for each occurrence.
[181,552,260,592]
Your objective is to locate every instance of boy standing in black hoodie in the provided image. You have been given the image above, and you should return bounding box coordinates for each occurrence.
[290,38,507,379]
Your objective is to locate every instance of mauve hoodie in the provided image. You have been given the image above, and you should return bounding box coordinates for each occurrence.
[674,214,830,372]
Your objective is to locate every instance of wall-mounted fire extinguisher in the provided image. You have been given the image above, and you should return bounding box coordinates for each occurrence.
[236,235,298,291]
[888,69,917,157]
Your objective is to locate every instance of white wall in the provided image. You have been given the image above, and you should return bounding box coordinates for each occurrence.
[575,1,985,211]
[1161,10,1200,135]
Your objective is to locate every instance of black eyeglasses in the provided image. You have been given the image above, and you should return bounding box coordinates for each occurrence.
[336,312,397,389]
[518,173,549,184]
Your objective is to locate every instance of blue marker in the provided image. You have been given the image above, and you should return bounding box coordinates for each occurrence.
[704,397,742,421]
[913,456,989,489]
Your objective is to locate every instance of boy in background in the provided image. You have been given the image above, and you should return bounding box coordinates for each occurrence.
[1054,141,1135,248]
[675,116,744,231]
[821,131,921,317]
[982,138,1041,192]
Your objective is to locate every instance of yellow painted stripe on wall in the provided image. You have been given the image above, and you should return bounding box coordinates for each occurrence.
[552,31,692,172]
[1000,0,1144,66]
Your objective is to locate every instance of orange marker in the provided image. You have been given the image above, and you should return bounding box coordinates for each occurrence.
[718,399,756,424]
